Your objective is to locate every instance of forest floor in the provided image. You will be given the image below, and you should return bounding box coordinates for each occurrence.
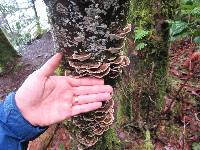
[0,31,73,150]
[119,39,200,150]
[0,31,53,100]
[0,32,199,150]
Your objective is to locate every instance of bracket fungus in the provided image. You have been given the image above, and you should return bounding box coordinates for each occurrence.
[73,99,115,149]
[70,53,92,62]
[44,0,130,149]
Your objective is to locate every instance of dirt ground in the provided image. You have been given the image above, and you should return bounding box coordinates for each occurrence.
[0,31,72,149]
[0,31,54,100]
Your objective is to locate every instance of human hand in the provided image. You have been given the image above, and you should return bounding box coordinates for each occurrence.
[15,53,113,127]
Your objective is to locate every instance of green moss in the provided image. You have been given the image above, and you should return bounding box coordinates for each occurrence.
[192,142,200,150]
[143,130,154,150]
[115,80,135,126]
[63,121,78,150]
[104,128,121,150]
[116,98,131,126]
[55,66,65,76]
[0,64,3,74]
[166,124,181,138]
[13,63,23,72]
[171,101,181,116]
[128,0,179,110]
[58,144,65,150]
[154,67,169,111]
[88,128,121,150]
[116,93,127,126]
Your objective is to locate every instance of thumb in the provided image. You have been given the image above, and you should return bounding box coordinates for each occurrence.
[38,53,62,77]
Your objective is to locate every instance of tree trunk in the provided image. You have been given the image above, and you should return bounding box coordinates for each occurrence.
[0,28,19,75]
[118,0,180,137]
[31,0,42,36]
[44,0,130,149]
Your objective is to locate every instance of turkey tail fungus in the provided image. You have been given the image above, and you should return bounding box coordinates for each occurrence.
[44,0,130,149]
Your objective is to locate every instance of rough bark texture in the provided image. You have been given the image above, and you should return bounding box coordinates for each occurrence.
[44,0,130,149]
[118,0,180,131]
[28,125,58,150]
[0,28,19,75]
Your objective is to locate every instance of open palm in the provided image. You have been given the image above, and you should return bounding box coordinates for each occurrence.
[15,53,113,127]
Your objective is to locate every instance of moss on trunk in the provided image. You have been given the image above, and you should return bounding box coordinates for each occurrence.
[117,0,180,130]
[0,28,19,74]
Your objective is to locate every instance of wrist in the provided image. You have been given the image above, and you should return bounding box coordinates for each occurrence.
[2,92,47,140]
[15,93,38,126]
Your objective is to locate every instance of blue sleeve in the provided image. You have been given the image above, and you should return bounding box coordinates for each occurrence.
[0,92,47,150]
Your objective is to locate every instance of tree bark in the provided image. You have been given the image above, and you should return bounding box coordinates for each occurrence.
[118,0,180,132]
[44,0,130,149]
[0,28,19,75]
[30,0,42,36]
[28,124,58,150]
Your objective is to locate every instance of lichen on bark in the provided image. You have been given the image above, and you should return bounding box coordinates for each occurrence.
[44,0,130,149]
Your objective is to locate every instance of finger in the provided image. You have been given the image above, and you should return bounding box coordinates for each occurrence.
[38,53,62,77]
[71,102,102,116]
[67,77,104,87]
[73,85,113,96]
[73,93,111,105]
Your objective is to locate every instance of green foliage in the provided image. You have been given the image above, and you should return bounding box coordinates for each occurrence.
[0,1,47,50]
[143,130,154,150]
[191,7,200,17]
[192,142,200,150]
[0,3,16,14]
[128,0,153,51]
[0,3,33,48]
[134,28,150,41]
[169,21,188,37]
[58,144,65,150]
[194,36,200,50]
[134,28,150,50]
[55,67,64,76]
[194,36,200,43]
[136,43,147,51]
[170,0,200,41]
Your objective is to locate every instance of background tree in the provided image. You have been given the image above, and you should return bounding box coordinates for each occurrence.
[28,0,42,37]
[0,28,19,75]
[122,0,180,123]
[0,0,48,50]
[115,0,181,149]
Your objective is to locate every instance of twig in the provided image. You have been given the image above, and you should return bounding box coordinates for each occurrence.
[148,96,156,104]
[182,117,190,150]
[175,73,193,98]
[165,73,193,113]
[195,112,200,122]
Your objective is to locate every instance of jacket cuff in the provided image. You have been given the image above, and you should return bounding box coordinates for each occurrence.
[2,92,47,141]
